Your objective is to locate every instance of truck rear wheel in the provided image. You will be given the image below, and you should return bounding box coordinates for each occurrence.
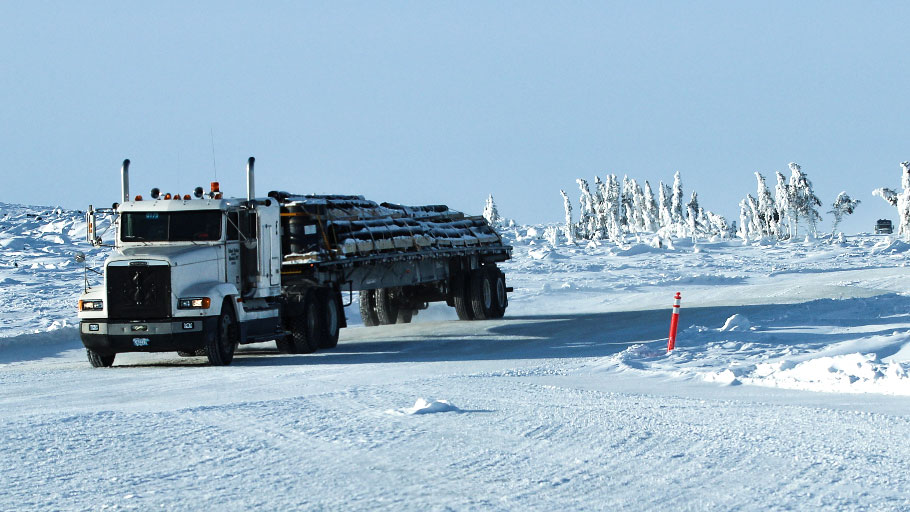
[319,289,340,349]
[207,303,239,366]
[452,273,475,320]
[375,288,399,325]
[489,267,508,319]
[470,268,495,320]
[86,348,115,368]
[359,290,380,327]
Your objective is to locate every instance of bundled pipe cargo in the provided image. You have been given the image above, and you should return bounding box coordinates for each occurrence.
[270,192,503,263]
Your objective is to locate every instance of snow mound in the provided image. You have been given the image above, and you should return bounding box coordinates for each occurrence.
[719,314,752,332]
[747,353,910,395]
[389,398,461,415]
[870,238,910,255]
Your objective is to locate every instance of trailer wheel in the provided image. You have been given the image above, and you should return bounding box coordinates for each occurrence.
[86,349,115,368]
[396,307,414,324]
[319,289,340,349]
[470,268,495,320]
[207,302,239,366]
[489,267,508,319]
[290,294,321,354]
[374,288,399,325]
[359,290,380,327]
[452,273,475,320]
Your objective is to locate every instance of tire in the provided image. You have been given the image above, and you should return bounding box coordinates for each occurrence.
[396,307,414,324]
[275,337,295,354]
[290,293,321,354]
[452,273,474,320]
[319,289,341,349]
[489,267,508,319]
[86,348,115,368]
[470,267,495,320]
[359,290,380,327]
[207,303,239,366]
[374,288,399,325]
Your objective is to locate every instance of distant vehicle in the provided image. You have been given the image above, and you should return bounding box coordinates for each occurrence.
[77,158,512,367]
[875,219,893,234]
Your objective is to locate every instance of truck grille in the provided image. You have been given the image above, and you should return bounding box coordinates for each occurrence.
[107,265,171,320]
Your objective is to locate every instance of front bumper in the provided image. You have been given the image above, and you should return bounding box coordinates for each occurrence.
[80,318,218,355]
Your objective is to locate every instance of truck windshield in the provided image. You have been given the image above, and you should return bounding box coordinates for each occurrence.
[121,211,223,242]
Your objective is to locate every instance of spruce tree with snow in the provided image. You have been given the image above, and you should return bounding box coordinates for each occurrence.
[658,182,673,229]
[670,171,684,229]
[576,179,596,239]
[560,189,575,244]
[621,176,634,230]
[629,179,646,233]
[642,181,659,232]
[872,161,910,238]
[775,171,792,239]
[738,198,750,241]
[788,163,823,238]
[828,192,860,235]
[593,176,607,237]
[605,175,623,241]
[754,172,777,238]
[483,194,502,227]
[686,191,700,238]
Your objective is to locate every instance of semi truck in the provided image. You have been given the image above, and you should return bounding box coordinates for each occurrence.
[77,158,512,367]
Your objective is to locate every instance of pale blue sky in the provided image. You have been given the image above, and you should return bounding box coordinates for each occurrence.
[2,1,908,233]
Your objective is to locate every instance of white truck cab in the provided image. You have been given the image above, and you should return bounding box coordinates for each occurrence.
[78,158,284,367]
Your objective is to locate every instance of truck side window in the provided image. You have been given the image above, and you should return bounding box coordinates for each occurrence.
[227,212,240,241]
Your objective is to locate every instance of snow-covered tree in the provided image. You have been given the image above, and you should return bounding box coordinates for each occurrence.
[576,179,596,239]
[670,171,684,229]
[686,191,700,238]
[629,179,645,233]
[642,181,658,232]
[605,174,622,240]
[788,163,823,238]
[543,225,559,246]
[873,161,910,238]
[658,182,672,229]
[775,171,792,239]
[560,190,575,244]
[738,198,750,241]
[754,172,777,238]
[593,176,607,238]
[828,192,860,235]
[621,176,634,230]
[482,194,502,227]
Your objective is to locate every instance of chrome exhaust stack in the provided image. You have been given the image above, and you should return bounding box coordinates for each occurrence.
[120,159,131,203]
[246,156,256,202]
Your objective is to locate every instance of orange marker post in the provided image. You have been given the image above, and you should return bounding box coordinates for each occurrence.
[667,292,681,352]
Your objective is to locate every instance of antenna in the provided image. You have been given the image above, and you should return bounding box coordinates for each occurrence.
[210,128,218,181]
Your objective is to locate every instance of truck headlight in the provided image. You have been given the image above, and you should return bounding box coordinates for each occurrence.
[178,297,211,309]
[79,299,104,311]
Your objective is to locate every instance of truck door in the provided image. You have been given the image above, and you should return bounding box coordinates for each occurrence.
[225,211,242,289]
[238,210,259,297]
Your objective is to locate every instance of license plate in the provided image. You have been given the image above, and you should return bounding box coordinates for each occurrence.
[132,337,150,347]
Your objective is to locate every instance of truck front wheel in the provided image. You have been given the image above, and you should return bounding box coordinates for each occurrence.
[86,348,115,368]
[207,303,239,366]
[319,289,340,349]
[290,293,321,354]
